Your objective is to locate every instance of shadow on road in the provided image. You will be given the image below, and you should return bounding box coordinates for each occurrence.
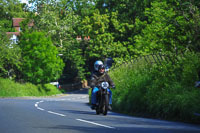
[65,88,89,94]
[60,109,96,115]
[41,125,114,133]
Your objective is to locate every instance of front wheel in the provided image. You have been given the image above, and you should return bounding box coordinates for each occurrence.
[103,94,109,115]
[96,107,100,115]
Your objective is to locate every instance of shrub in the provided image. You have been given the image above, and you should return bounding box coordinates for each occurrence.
[110,51,200,123]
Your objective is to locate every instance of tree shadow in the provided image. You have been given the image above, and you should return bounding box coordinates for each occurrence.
[66,88,89,94]
[38,125,115,133]
[60,109,96,115]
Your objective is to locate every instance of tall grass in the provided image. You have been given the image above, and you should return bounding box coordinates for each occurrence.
[109,52,200,123]
[0,78,62,97]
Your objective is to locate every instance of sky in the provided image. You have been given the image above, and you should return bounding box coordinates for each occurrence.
[20,0,34,9]
[20,0,28,4]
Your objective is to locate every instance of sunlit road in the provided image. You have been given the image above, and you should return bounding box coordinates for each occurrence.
[0,88,200,133]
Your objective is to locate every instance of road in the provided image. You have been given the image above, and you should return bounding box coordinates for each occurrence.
[0,88,200,133]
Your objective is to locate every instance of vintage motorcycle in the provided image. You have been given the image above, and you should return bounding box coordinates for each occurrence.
[96,82,110,115]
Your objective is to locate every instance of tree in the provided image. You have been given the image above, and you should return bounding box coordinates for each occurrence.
[0,31,21,79]
[79,9,130,71]
[29,0,80,48]
[19,31,64,84]
[134,1,200,55]
[134,1,177,54]
[0,0,28,32]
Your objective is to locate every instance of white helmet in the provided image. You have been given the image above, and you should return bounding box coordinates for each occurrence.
[94,60,103,71]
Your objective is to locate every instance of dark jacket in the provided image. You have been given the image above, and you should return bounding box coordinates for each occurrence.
[89,71,115,88]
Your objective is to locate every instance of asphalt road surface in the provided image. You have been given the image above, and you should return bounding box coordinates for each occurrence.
[0,88,200,133]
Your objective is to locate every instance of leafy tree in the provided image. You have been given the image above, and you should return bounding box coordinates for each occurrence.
[0,32,21,79]
[174,0,200,52]
[29,0,80,48]
[19,31,64,84]
[28,0,84,82]
[134,1,200,55]
[23,0,200,82]
[95,0,152,22]
[79,9,130,70]
[0,0,28,32]
[134,1,177,54]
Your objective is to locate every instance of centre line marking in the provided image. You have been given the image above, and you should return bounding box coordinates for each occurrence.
[47,111,66,117]
[37,107,44,111]
[76,119,115,129]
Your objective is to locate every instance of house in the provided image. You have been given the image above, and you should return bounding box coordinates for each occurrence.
[6,18,89,43]
[6,18,33,44]
[76,36,90,41]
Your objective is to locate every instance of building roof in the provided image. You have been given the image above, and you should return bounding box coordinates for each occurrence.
[6,32,20,36]
[12,18,24,27]
[12,18,34,27]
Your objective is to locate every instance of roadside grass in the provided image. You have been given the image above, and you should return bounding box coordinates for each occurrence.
[0,78,62,97]
[109,51,200,123]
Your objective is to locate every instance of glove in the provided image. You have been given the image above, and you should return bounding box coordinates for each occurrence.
[111,85,116,89]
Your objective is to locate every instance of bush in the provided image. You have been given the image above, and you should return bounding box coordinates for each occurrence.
[109,51,200,123]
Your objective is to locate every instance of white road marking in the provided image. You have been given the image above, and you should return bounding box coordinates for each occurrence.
[37,107,44,111]
[35,100,45,111]
[47,111,66,117]
[76,119,115,129]
[35,100,43,107]
[34,99,115,129]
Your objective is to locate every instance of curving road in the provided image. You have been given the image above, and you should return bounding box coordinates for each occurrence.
[0,88,200,133]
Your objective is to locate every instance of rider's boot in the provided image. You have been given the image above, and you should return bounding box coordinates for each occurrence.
[91,104,96,110]
[108,104,112,110]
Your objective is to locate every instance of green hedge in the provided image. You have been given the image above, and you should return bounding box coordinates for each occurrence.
[109,52,200,123]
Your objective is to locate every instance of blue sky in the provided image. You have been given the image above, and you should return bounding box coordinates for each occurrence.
[20,0,28,4]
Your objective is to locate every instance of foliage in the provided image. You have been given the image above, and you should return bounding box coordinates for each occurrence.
[0,0,28,32]
[134,1,200,55]
[95,0,151,22]
[28,0,85,81]
[19,31,64,84]
[134,1,177,54]
[0,78,61,97]
[24,0,200,81]
[79,9,130,73]
[1,0,200,123]
[110,51,200,123]
[0,32,21,79]
[31,1,79,48]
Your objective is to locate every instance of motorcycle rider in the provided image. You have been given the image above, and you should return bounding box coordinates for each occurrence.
[90,61,115,110]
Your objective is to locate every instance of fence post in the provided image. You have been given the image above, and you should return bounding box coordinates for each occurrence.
[146,55,152,64]
[143,55,149,64]
[152,54,158,64]
[155,54,162,65]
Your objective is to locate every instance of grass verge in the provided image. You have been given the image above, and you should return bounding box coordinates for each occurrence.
[0,78,62,97]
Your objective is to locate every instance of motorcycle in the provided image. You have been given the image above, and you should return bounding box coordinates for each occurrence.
[96,82,110,115]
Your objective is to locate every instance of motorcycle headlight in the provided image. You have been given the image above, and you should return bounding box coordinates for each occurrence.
[101,82,109,89]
